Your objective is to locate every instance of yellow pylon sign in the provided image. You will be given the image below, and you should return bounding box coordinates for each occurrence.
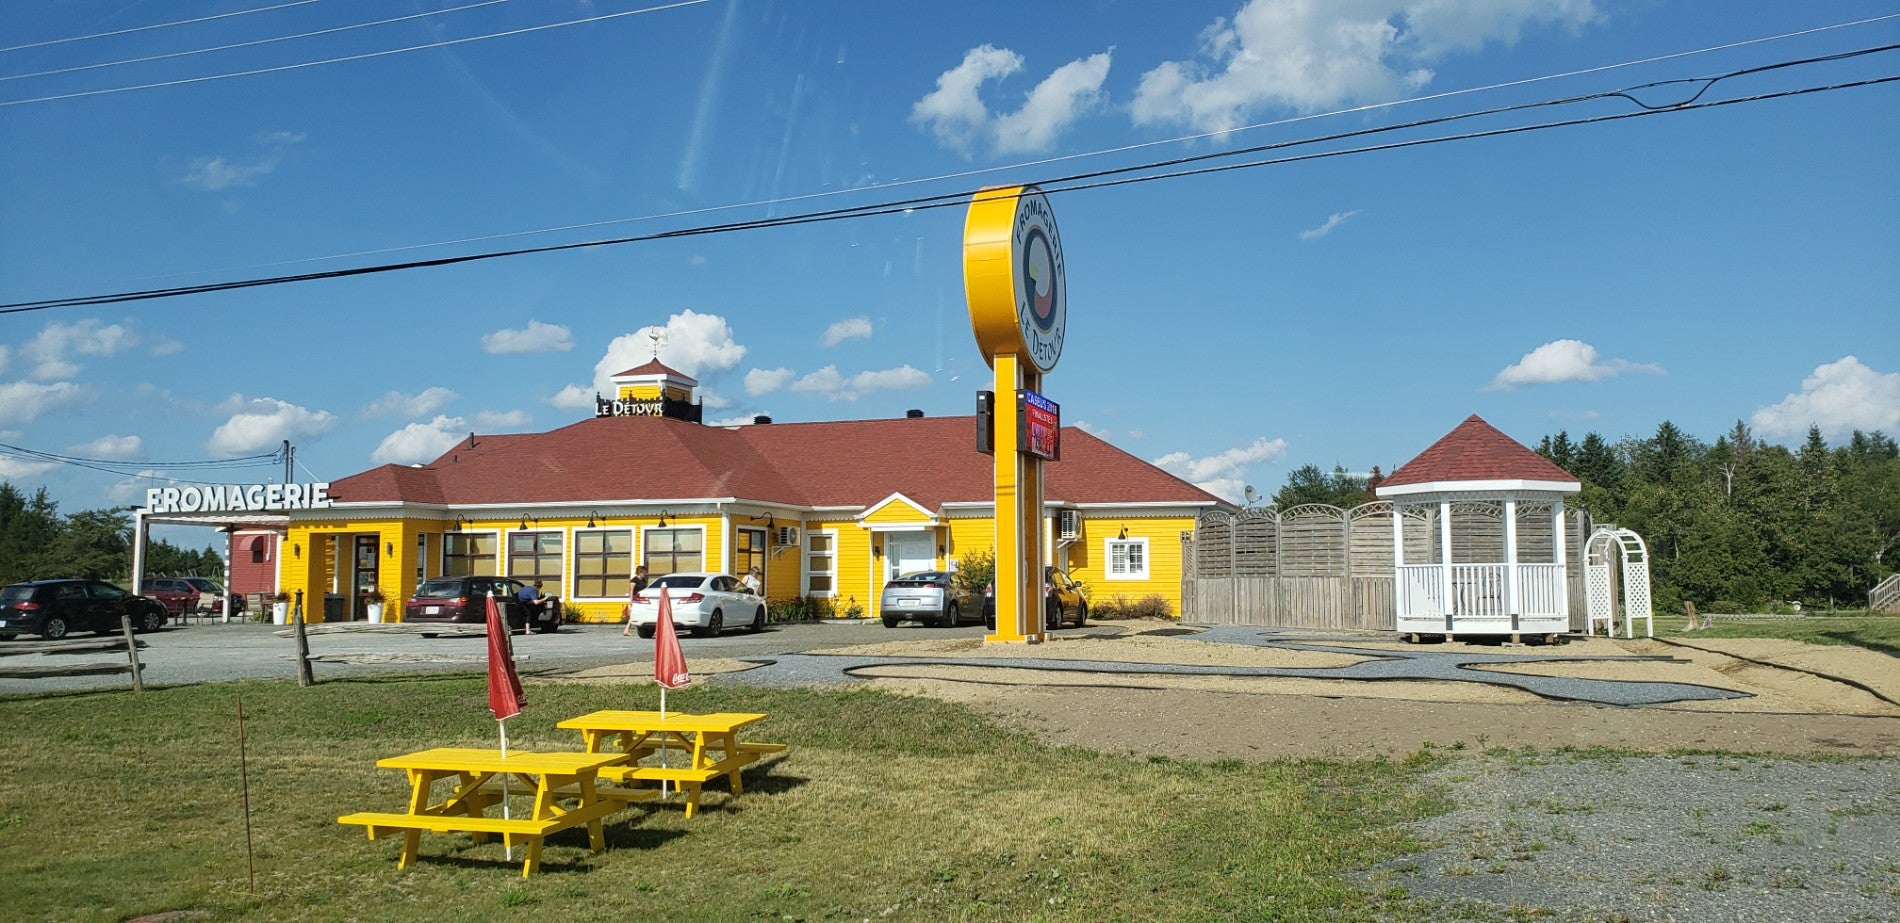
[963,186,1066,644]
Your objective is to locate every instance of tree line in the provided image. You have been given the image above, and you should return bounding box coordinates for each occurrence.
[0,483,224,587]
[1268,422,1899,612]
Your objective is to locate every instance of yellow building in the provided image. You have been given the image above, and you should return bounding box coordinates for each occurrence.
[278,360,1225,623]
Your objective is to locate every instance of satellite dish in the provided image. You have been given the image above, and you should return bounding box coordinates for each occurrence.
[1243,485,1260,505]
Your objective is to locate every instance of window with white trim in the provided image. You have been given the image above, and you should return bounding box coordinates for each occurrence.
[643,527,703,577]
[1106,537,1149,580]
[805,530,836,596]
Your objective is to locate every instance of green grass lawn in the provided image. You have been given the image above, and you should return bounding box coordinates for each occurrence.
[1661,615,1900,657]
[0,678,1450,922]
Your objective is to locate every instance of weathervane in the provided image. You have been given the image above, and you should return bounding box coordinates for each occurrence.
[648,330,666,359]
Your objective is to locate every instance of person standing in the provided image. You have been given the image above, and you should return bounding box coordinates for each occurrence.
[741,566,763,596]
[622,565,651,637]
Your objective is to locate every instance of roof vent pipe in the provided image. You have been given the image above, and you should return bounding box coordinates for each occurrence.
[753,415,772,425]
[905,409,924,418]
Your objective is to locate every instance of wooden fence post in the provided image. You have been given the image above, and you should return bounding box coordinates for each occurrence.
[293,589,314,687]
[118,615,144,693]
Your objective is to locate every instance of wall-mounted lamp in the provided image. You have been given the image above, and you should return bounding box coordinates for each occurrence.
[385,541,394,558]
[586,510,603,528]
[292,543,301,558]
[872,544,882,559]
[938,544,947,557]
[450,514,468,532]
[520,516,530,531]
[657,510,670,527]
[1118,526,1128,540]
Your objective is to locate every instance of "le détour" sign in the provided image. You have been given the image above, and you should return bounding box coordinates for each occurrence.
[145,482,334,515]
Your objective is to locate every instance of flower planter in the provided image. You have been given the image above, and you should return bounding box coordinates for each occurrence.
[366,602,385,623]
[271,602,288,625]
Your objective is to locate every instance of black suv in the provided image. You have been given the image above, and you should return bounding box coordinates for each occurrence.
[0,579,170,640]
[404,576,560,633]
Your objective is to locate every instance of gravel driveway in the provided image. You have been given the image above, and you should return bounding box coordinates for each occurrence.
[1362,752,1900,922]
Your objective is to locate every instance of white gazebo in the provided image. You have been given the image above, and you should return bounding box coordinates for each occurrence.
[1375,415,1581,641]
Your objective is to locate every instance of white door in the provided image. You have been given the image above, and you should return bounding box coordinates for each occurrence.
[886,532,935,580]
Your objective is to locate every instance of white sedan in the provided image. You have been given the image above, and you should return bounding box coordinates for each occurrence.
[628,572,767,638]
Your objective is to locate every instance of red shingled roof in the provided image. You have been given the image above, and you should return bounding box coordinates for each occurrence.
[327,415,1225,509]
[611,358,697,384]
[1378,415,1577,489]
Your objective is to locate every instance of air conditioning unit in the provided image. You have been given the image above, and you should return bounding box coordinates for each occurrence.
[1057,509,1079,540]
[776,525,801,546]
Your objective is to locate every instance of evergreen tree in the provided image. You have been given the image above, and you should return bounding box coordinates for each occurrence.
[1272,464,1370,509]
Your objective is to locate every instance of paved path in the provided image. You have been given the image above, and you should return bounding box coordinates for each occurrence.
[723,624,1751,707]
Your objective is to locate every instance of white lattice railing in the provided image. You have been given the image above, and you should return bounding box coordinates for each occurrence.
[1396,564,1444,618]
[1397,563,1566,619]
[1872,574,1900,614]
[1517,563,1566,617]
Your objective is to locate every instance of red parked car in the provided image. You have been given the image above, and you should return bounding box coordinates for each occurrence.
[139,578,201,616]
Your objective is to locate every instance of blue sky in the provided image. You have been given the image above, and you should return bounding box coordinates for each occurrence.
[2,0,1897,532]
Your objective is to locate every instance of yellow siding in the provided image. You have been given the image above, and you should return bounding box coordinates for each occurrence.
[945,518,996,567]
[861,499,930,526]
[806,518,870,617]
[1065,516,1190,618]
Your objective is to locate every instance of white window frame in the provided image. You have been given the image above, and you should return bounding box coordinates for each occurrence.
[805,529,838,597]
[1105,537,1150,580]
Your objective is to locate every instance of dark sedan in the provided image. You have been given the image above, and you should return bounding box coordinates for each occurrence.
[0,579,169,640]
[405,576,558,632]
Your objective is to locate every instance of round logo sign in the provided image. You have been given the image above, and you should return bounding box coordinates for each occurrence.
[963,185,1067,373]
[1011,191,1064,373]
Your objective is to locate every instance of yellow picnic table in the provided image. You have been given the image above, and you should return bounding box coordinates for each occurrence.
[337,747,647,876]
[556,710,787,818]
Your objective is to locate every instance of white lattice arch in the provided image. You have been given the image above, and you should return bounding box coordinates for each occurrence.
[1584,527,1653,638]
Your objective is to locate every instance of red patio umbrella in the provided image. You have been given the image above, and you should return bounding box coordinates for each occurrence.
[484,591,525,856]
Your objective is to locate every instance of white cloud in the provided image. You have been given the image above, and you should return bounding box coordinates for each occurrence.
[179,131,304,192]
[26,318,139,380]
[482,320,574,355]
[0,456,57,479]
[821,316,873,347]
[707,413,762,427]
[911,45,1111,156]
[69,434,142,460]
[992,51,1113,155]
[1132,0,1597,133]
[475,409,533,430]
[745,367,796,396]
[1751,356,1900,440]
[785,365,930,402]
[789,366,850,399]
[0,344,10,375]
[362,387,458,419]
[1487,339,1662,390]
[0,380,84,425]
[371,415,468,465]
[1072,419,1111,438]
[1299,209,1361,240]
[548,384,595,411]
[148,336,184,357]
[592,309,747,394]
[108,471,168,503]
[206,397,336,456]
[851,365,931,393]
[1152,437,1289,502]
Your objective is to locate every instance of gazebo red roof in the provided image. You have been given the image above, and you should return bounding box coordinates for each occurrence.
[611,358,697,385]
[327,414,1225,510]
[1378,415,1577,490]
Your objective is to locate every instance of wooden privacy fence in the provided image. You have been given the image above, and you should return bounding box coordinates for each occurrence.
[1182,503,1593,630]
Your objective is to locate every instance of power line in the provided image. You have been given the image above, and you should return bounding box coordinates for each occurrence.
[0,0,712,107]
[0,0,320,54]
[12,13,1892,299]
[3,48,1893,314]
[0,443,284,486]
[1,0,517,83]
